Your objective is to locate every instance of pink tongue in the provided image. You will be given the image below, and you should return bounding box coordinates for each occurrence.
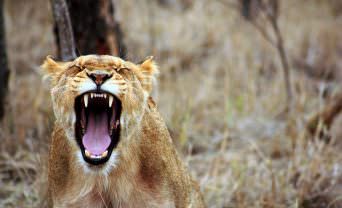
[82,111,111,155]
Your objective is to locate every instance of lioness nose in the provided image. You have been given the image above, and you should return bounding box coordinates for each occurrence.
[88,73,111,86]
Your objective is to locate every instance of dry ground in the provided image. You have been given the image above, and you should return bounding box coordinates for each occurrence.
[0,0,341,207]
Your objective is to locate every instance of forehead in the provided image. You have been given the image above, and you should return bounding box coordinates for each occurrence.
[73,55,126,71]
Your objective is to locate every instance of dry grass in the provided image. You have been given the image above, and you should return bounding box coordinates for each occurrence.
[0,0,341,207]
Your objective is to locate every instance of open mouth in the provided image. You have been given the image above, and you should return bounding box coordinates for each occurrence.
[75,91,122,165]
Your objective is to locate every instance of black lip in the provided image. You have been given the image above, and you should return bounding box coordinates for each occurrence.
[74,90,122,166]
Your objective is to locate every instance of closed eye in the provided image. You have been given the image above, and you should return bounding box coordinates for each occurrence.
[116,67,130,72]
[117,68,135,80]
[66,65,83,76]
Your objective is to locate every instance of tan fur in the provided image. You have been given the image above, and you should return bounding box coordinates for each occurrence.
[42,55,205,208]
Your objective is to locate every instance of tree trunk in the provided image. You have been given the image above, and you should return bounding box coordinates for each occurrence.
[61,0,126,58]
[51,0,77,61]
[0,0,9,120]
[241,0,252,19]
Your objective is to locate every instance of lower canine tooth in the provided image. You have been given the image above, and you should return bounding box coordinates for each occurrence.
[101,150,108,157]
[85,150,91,157]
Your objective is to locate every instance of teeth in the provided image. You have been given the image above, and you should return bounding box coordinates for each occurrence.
[109,95,113,107]
[84,149,108,159]
[101,150,108,157]
[84,94,88,107]
[91,154,103,159]
[87,92,111,103]
[85,150,91,157]
[92,93,102,98]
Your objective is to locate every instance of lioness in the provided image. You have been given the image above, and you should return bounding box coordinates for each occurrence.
[42,55,205,208]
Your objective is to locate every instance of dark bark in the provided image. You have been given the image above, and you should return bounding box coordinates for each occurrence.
[239,0,262,20]
[241,0,251,18]
[51,0,77,61]
[0,0,9,120]
[60,0,126,58]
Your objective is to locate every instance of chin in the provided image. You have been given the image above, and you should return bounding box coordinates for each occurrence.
[74,90,122,168]
[75,150,120,175]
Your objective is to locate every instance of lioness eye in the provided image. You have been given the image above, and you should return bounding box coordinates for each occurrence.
[117,67,130,73]
[121,68,135,80]
[66,66,82,76]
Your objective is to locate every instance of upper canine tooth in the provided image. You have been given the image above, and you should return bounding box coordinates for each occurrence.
[109,95,113,107]
[84,94,89,107]
[91,93,94,99]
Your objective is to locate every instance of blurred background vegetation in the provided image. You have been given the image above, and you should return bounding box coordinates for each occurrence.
[0,0,341,207]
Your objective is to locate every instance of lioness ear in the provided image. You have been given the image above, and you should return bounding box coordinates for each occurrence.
[139,56,159,94]
[41,56,64,76]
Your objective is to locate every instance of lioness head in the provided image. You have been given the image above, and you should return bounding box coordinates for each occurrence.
[42,55,158,171]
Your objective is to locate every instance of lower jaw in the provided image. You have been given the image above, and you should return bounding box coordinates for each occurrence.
[77,151,120,174]
[80,146,116,166]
